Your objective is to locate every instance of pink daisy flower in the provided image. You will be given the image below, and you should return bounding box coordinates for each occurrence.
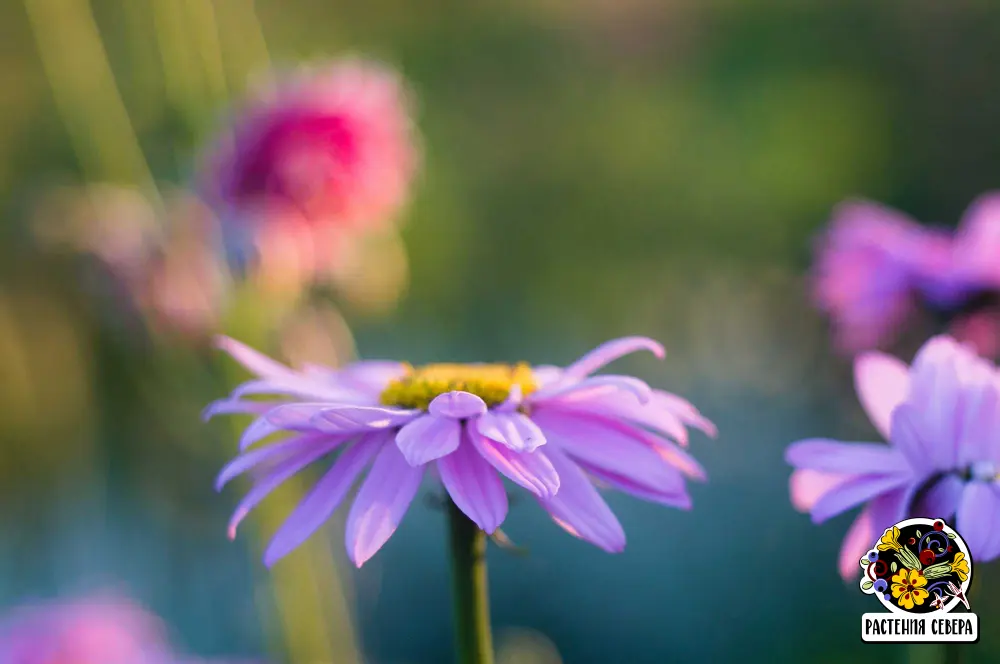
[200,58,419,291]
[812,194,1000,355]
[787,336,1000,580]
[204,336,716,567]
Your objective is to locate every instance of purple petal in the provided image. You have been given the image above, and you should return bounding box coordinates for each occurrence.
[914,474,965,520]
[202,399,277,422]
[238,417,283,451]
[536,392,692,447]
[529,375,652,405]
[904,338,972,470]
[868,485,916,538]
[264,403,328,428]
[226,437,345,539]
[229,377,360,403]
[437,431,508,533]
[652,391,718,438]
[790,469,852,512]
[809,474,910,524]
[345,442,425,567]
[957,481,1000,562]
[956,378,1000,468]
[785,439,912,475]
[428,391,488,419]
[470,433,560,498]
[334,361,410,393]
[216,434,331,491]
[216,336,293,379]
[312,405,420,433]
[649,439,708,481]
[495,384,523,413]
[537,446,625,552]
[889,404,943,475]
[839,508,874,581]
[532,410,687,497]
[476,411,547,452]
[581,464,691,509]
[263,433,385,567]
[853,351,911,440]
[562,337,665,381]
[395,415,462,466]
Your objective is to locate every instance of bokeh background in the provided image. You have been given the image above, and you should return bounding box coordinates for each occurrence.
[2,0,1000,662]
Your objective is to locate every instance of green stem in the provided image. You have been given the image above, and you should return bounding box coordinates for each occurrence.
[447,500,495,664]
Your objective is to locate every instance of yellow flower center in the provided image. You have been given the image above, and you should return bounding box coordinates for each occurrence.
[380,362,537,411]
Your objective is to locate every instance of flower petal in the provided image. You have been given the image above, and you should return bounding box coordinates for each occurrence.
[345,442,425,567]
[332,361,409,394]
[839,507,874,581]
[216,434,335,491]
[216,335,293,379]
[532,410,686,497]
[428,391,488,419]
[562,337,665,381]
[225,437,345,538]
[470,433,560,498]
[238,416,284,451]
[263,433,384,567]
[395,414,462,466]
[957,481,1000,563]
[537,447,625,552]
[582,465,692,509]
[790,468,853,513]
[653,391,718,438]
[854,351,911,440]
[476,411,547,452]
[785,438,912,476]
[810,474,911,524]
[437,431,508,533]
[312,404,420,433]
[202,399,277,422]
[913,474,965,520]
[529,375,652,405]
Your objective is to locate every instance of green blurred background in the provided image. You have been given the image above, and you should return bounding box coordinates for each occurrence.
[2,0,1000,662]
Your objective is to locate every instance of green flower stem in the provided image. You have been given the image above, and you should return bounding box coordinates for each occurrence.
[448,499,495,664]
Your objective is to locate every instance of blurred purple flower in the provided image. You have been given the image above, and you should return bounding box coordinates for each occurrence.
[199,58,420,294]
[0,596,180,664]
[813,194,1000,355]
[205,336,715,567]
[786,335,1000,580]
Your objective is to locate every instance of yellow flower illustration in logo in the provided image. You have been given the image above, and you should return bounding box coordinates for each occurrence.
[950,553,970,582]
[891,568,929,610]
[878,527,902,552]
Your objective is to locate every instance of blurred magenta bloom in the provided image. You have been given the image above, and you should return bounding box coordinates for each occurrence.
[205,336,715,567]
[813,194,1000,355]
[0,596,176,664]
[786,336,1000,580]
[201,59,419,292]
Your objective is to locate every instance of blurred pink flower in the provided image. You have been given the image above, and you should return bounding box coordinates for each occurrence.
[32,186,231,340]
[813,194,1000,355]
[0,595,263,664]
[0,596,173,664]
[200,58,419,292]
